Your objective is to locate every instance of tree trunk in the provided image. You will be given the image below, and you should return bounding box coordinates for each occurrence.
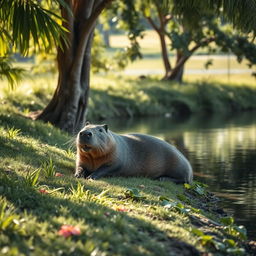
[166,50,185,83]
[36,0,112,134]
[158,31,172,79]
[165,38,215,83]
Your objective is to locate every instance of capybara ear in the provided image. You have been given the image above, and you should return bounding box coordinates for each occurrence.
[103,124,108,132]
[85,121,90,126]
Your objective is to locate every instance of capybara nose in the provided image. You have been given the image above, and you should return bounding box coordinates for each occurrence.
[80,131,92,138]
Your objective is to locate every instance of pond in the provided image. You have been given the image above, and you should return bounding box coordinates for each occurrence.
[109,112,256,239]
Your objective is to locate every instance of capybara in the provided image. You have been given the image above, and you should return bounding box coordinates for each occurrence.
[74,123,193,184]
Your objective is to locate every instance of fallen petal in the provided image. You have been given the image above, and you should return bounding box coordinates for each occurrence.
[116,206,128,212]
[39,189,48,194]
[58,225,81,238]
[55,172,64,177]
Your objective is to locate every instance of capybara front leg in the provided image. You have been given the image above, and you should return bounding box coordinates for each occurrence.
[74,167,91,178]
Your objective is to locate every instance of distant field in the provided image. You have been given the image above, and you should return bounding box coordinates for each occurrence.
[110,31,255,85]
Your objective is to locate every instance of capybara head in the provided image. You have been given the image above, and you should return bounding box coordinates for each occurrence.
[77,123,113,154]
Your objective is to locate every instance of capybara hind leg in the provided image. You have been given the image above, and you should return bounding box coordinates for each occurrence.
[87,165,121,180]
[157,176,186,184]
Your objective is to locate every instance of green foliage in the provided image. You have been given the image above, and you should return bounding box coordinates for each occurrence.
[191,227,246,255]
[69,182,87,200]
[0,0,68,56]
[159,196,192,214]
[0,0,68,87]
[23,169,41,188]
[108,1,144,62]
[41,158,56,178]
[184,182,208,196]
[172,0,256,35]
[91,30,112,73]
[65,148,76,159]
[124,188,146,200]
[0,57,25,89]
[0,199,24,233]
[6,126,21,139]
[220,217,247,240]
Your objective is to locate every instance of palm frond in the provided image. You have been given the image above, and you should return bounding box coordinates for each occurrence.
[0,56,25,89]
[0,0,69,56]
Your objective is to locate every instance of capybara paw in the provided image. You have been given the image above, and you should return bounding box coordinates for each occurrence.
[74,171,84,178]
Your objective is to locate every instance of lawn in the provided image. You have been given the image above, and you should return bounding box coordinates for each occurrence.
[0,75,255,255]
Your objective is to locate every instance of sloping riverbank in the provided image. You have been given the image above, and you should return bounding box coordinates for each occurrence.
[87,76,256,121]
[0,96,256,255]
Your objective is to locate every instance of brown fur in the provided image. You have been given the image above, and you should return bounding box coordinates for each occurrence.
[77,142,115,171]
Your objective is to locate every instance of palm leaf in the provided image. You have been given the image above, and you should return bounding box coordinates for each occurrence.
[0,0,69,56]
[0,56,25,89]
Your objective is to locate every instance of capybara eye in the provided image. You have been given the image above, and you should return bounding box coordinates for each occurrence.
[99,129,103,132]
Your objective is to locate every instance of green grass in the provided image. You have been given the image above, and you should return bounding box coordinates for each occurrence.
[0,120,250,255]
[0,74,255,255]
[90,75,256,120]
[1,73,256,121]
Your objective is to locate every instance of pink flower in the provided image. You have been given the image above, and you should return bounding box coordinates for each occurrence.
[39,189,48,194]
[58,225,81,238]
[116,206,128,212]
[55,172,64,177]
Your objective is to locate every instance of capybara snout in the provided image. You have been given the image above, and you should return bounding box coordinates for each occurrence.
[79,130,92,144]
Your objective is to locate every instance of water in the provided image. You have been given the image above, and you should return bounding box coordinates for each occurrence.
[108,112,256,239]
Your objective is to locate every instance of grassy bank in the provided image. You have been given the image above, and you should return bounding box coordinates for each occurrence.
[1,74,256,121]
[87,76,256,120]
[1,75,256,255]
[0,101,254,255]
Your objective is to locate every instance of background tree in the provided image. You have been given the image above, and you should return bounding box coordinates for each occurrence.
[1,0,256,133]
[115,0,256,82]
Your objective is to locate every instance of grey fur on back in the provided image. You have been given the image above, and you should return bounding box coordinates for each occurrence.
[111,132,193,183]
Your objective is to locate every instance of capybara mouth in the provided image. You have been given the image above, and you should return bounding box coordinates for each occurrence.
[80,144,92,152]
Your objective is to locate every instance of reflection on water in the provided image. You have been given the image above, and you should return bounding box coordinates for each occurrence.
[108,112,256,239]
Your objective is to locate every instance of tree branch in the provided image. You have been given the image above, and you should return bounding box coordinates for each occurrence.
[189,37,215,54]
[173,37,216,73]
[156,3,165,30]
[146,16,160,33]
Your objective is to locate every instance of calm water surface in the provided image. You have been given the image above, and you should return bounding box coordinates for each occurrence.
[109,112,256,239]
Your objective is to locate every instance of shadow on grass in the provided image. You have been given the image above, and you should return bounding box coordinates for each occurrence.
[1,172,200,256]
[0,112,74,149]
[0,135,74,174]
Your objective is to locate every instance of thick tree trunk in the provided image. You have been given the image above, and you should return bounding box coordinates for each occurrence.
[36,0,112,134]
[37,31,94,133]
